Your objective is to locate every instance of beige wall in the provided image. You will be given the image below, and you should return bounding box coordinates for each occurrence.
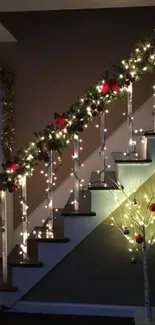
[0,8,154,228]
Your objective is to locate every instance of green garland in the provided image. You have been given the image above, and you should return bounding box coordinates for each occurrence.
[1,33,155,192]
[0,67,15,160]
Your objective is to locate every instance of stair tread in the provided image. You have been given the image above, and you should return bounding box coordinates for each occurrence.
[89,185,121,190]
[144,131,155,136]
[0,283,17,292]
[9,261,43,267]
[62,210,96,217]
[115,159,152,164]
[36,236,69,243]
[111,151,152,163]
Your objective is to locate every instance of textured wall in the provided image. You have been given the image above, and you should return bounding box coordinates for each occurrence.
[0,8,154,228]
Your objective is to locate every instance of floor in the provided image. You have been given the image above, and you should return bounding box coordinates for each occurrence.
[0,313,135,324]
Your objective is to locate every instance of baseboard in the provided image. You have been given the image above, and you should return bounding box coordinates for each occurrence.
[8,301,155,318]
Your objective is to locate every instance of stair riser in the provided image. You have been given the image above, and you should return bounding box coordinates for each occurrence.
[146,136,155,161]
[91,190,125,217]
[38,217,99,264]
[0,290,19,307]
[116,134,155,196]
[116,163,153,197]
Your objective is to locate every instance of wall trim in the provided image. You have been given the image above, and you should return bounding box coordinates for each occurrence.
[10,301,155,319]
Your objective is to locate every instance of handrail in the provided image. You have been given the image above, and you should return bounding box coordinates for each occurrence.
[1,32,155,192]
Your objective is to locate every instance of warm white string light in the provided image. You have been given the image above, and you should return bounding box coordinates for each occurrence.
[20,175,29,259]
[37,156,61,238]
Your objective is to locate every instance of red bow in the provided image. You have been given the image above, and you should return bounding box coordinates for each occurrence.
[54,112,66,129]
[6,163,17,173]
[101,81,120,95]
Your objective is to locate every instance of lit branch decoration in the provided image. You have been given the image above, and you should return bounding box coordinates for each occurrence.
[109,176,155,323]
[1,33,155,192]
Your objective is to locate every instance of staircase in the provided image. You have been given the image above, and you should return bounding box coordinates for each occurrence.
[1,33,155,320]
[0,120,155,316]
[12,95,153,248]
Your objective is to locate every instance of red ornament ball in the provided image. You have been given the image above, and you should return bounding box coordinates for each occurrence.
[135,234,144,244]
[149,203,155,213]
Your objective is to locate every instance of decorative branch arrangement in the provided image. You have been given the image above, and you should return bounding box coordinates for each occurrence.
[1,33,155,192]
[109,176,155,323]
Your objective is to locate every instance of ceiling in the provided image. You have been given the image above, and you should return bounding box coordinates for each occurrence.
[0,1,154,42]
[0,0,155,11]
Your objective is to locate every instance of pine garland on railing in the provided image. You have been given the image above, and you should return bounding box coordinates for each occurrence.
[1,33,155,192]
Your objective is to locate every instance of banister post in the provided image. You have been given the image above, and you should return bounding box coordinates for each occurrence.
[21,175,28,260]
[127,83,134,156]
[73,134,80,211]
[100,112,106,182]
[47,150,54,233]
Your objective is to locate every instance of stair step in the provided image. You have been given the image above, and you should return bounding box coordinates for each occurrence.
[35,237,69,243]
[89,171,120,190]
[115,159,152,164]
[144,131,155,137]
[89,185,121,190]
[0,283,17,292]
[63,190,94,216]
[62,211,96,217]
[111,150,151,163]
[9,261,43,268]
[27,208,65,260]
